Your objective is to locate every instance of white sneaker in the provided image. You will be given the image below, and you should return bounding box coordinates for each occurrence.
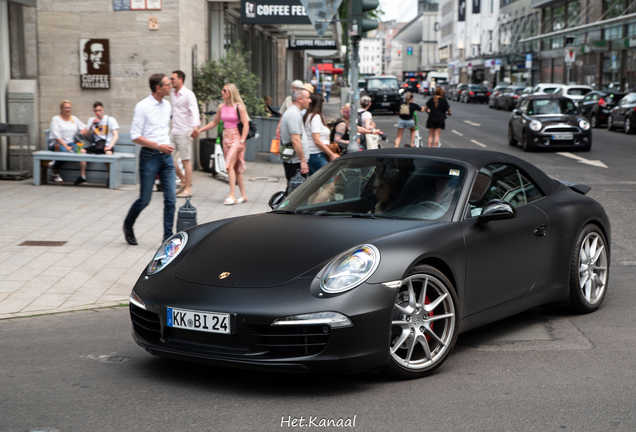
[48,161,55,169]
[53,174,63,183]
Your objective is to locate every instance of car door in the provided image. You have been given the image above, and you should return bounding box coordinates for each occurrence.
[579,93,594,117]
[511,99,528,138]
[460,163,550,317]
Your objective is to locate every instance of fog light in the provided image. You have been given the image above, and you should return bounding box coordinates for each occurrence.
[272,312,353,328]
[130,290,146,310]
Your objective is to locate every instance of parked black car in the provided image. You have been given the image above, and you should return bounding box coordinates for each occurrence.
[460,85,490,103]
[495,86,525,111]
[607,92,636,134]
[361,76,402,112]
[577,91,626,128]
[508,95,592,152]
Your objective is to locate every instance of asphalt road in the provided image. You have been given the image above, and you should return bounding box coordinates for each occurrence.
[3,99,636,432]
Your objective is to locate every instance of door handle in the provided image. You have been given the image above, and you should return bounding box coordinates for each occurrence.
[534,224,547,237]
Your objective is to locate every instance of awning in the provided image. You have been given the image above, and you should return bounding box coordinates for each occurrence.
[519,12,636,43]
[312,64,343,74]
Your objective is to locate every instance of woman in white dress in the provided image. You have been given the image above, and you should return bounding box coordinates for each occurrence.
[49,100,89,184]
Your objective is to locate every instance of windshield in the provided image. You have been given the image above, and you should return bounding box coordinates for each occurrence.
[367,78,399,90]
[274,157,466,221]
[468,85,488,91]
[567,88,592,96]
[528,99,577,115]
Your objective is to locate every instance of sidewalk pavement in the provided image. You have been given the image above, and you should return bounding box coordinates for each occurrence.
[0,95,344,320]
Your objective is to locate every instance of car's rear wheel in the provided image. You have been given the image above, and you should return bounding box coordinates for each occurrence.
[386,265,458,379]
[625,117,633,134]
[508,127,517,146]
[607,115,615,131]
[567,224,609,313]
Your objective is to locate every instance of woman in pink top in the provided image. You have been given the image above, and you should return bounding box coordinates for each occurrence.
[198,83,250,204]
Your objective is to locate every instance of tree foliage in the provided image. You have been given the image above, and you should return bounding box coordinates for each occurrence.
[193,45,267,118]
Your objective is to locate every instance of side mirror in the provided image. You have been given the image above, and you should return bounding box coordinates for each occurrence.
[512,109,520,115]
[477,199,516,226]
[268,191,287,210]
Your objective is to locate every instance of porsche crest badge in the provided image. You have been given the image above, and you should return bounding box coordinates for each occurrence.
[219,272,230,279]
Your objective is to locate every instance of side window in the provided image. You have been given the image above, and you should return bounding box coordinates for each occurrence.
[467,164,544,218]
[519,99,529,113]
[592,94,599,101]
[582,94,592,103]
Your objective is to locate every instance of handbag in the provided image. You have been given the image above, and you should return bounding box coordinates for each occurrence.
[327,142,341,155]
[279,142,295,161]
[236,105,257,140]
[365,134,380,150]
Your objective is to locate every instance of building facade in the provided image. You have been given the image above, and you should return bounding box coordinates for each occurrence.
[359,37,384,76]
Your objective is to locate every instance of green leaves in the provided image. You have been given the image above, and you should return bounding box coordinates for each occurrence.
[193,45,267,118]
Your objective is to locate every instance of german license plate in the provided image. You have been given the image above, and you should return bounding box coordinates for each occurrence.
[551,134,573,140]
[477,93,484,96]
[167,307,230,334]
[381,102,390,106]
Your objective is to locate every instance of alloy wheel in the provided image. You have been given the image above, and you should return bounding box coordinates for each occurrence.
[608,116,614,130]
[626,118,632,134]
[577,231,608,306]
[590,114,597,128]
[389,271,457,375]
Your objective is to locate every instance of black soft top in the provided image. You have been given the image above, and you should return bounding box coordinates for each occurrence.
[340,148,560,196]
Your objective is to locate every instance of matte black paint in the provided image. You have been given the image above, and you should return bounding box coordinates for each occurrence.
[131,149,611,373]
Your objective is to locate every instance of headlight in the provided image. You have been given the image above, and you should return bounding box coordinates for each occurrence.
[320,244,380,293]
[529,120,542,132]
[147,232,188,275]
[579,119,590,130]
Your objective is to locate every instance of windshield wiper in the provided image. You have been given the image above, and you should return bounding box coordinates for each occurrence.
[270,209,299,215]
[351,213,376,219]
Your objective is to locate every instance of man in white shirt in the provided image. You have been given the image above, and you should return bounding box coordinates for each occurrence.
[169,70,200,198]
[86,101,119,154]
[276,79,304,140]
[123,73,176,245]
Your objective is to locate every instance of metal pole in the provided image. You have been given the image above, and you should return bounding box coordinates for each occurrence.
[349,37,360,153]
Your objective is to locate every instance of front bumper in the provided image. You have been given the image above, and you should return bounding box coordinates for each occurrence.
[130,275,397,373]
[526,129,591,149]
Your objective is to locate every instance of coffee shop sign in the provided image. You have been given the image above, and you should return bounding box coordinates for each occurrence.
[80,39,110,89]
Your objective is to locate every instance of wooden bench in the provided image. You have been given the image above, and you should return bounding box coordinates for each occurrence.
[34,131,139,188]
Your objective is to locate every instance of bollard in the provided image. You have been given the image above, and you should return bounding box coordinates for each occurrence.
[176,197,197,232]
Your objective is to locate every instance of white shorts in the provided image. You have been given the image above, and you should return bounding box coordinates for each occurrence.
[170,131,193,161]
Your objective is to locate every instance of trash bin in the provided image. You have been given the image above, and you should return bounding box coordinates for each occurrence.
[199,138,215,172]
[176,197,197,232]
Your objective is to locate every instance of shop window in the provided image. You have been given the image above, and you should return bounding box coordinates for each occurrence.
[629,23,636,37]
[605,25,623,40]
[552,5,565,31]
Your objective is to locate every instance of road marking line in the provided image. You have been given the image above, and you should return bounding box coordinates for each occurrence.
[556,152,608,168]
[452,130,463,136]
[470,139,487,148]
[464,120,482,127]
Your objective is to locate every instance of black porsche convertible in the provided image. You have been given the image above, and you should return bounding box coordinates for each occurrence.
[130,148,610,379]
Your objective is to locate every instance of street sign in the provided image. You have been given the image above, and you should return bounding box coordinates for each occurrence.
[525,53,532,69]
[241,0,311,24]
[484,59,492,68]
[288,38,337,50]
[495,58,501,71]
[467,62,473,75]
[565,48,575,63]
[298,0,343,37]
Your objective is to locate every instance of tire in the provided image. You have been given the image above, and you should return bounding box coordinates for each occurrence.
[607,115,615,131]
[506,101,511,111]
[625,117,634,134]
[385,265,459,379]
[590,113,597,128]
[521,130,533,152]
[566,224,609,313]
[508,127,517,146]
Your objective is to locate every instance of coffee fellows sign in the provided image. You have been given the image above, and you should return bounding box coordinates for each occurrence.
[80,39,110,89]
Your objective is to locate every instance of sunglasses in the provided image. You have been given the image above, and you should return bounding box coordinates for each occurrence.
[222,89,228,93]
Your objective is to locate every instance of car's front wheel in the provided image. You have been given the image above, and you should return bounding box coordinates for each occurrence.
[508,127,517,146]
[625,117,633,134]
[590,113,597,128]
[607,115,615,131]
[386,265,459,379]
[522,130,533,152]
[567,224,609,313]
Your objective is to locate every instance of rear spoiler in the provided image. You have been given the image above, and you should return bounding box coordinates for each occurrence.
[557,180,591,195]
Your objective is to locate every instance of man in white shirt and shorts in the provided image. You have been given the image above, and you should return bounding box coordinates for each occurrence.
[170,70,200,198]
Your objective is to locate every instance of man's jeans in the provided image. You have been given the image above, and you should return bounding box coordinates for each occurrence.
[124,148,176,241]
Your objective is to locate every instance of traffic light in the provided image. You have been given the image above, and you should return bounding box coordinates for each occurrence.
[351,0,379,36]
[407,46,413,55]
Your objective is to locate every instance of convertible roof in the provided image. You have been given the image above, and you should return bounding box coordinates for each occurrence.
[344,148,560,196]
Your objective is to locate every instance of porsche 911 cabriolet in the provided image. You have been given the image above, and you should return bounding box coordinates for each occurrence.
[130,148,610,379]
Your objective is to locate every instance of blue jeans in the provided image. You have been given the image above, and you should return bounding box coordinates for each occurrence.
[52,141,79,170]
[124,148,176,241]
[308,152,329,176]
[325,90,331,102]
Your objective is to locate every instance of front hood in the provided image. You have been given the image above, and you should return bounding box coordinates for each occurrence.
[174,213,429,288]
[530,115,579,125]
